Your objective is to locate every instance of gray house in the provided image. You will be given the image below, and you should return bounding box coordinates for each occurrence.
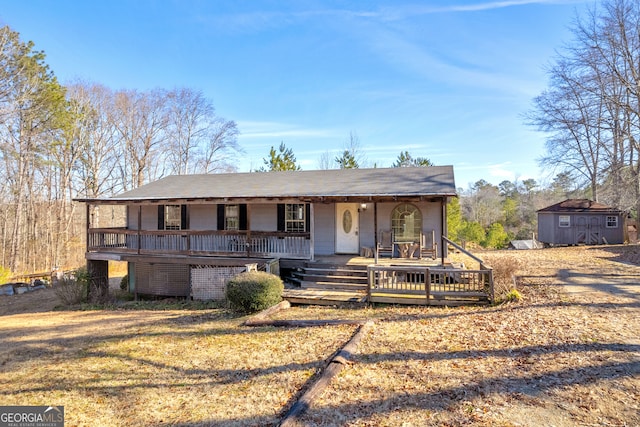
[76,166,457,298]
[537,199,625,246]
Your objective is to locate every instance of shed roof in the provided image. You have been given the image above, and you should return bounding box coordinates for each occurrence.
[77,166,457,203]
[537,199,622,214]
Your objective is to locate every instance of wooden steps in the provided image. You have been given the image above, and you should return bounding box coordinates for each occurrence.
[284,262,368,305]
[292,264,368,291]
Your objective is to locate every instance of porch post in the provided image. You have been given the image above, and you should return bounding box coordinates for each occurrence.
[137,205,142,255]
[309,203,315,261]
[374,202,379,264]
[246,204,252,257]
[85,203,90,253]
[441,198,446,265]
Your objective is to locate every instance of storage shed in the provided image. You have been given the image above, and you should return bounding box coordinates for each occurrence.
[537,199,625,246]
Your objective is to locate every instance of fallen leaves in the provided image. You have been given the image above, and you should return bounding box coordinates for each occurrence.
[0,245,638,426]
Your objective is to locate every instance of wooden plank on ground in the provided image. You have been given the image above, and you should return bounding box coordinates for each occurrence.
[245,319,368,328]
[279,321,374,427]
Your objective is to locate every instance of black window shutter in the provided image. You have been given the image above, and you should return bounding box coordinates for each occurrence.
[158,205,165,230]
[217,204,225,230]
[181,205,188,230]
[239,204,247,230]
[305,203,311,232]
[277,204,285,232]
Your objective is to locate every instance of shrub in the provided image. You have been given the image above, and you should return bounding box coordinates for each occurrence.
[0,266,12,285]
[120,274,129,291]
[503,289,522,302]
[54,267,93,306]
[225,271,283,313]
[484,255,522,303]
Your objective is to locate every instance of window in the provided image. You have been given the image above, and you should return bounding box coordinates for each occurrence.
[559,215,570,228]
[285,204,306,232]
[158,205,187,230]
[217,204,247,231]
[164,205,182,230]
[225,205,239,230]
[606,216,618,228]
[391,203,422,241]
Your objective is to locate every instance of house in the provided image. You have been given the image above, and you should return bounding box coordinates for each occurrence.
[537,199,625,246]
[75,166,457,298]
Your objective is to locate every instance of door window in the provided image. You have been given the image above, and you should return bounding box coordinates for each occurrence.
[342,209,353,233]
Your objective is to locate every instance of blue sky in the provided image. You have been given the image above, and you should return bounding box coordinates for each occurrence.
[1,0,592,189]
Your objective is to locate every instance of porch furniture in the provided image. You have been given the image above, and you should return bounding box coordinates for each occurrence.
[377,230,394,258]
[420,230,437,259]
[394,240,420,258]
[360,246,374,258]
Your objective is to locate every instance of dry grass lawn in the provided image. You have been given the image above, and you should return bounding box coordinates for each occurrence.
[0,245,639,426]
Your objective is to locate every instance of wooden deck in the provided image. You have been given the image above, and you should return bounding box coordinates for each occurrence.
[282,255,493,307]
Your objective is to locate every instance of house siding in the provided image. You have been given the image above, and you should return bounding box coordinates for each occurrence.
[189,205,216,230]
[537,214,555,243]
[313,203,335,255]
[250,204,278,231]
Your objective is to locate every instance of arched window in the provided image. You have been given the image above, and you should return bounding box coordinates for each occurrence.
[391,203,422,241]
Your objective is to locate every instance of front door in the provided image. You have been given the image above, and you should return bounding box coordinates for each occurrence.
[335,203,359,254]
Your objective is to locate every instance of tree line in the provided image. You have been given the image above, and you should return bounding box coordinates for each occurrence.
[0,25,240,274]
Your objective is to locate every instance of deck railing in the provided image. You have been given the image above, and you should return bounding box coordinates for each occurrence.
[367,265,493,304]
[87,228,311,259]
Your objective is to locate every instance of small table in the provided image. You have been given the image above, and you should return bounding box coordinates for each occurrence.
[394,241,420,258]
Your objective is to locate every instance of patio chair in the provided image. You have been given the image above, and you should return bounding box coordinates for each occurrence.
[377,230,394,258]
[420,230,438,259]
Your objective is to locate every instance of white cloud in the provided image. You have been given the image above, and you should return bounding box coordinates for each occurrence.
[237,120,338,140]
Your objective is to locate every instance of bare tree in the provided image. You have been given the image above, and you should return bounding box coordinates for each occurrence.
[335,131,366,169]
[530,0,640,217]
[317,150,332,169]
[529,58,604,200]
[67,82,118,198]
[461,180,504,228]
[196,115,240,173]
[112,89,169,190]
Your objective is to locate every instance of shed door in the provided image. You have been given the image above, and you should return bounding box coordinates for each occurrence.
[588,216,600,244]
[576,216,588,244]
[335,203,359,254]
[576,216,600,245]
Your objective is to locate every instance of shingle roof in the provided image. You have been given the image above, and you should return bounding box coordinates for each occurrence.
[537,199,621,213]
[77,166,457,202]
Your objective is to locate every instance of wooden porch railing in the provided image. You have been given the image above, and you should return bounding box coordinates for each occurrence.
[87,228,311,259]
[367,265,494,304]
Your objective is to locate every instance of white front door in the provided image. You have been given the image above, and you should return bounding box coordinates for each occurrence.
[335,203,360,254]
